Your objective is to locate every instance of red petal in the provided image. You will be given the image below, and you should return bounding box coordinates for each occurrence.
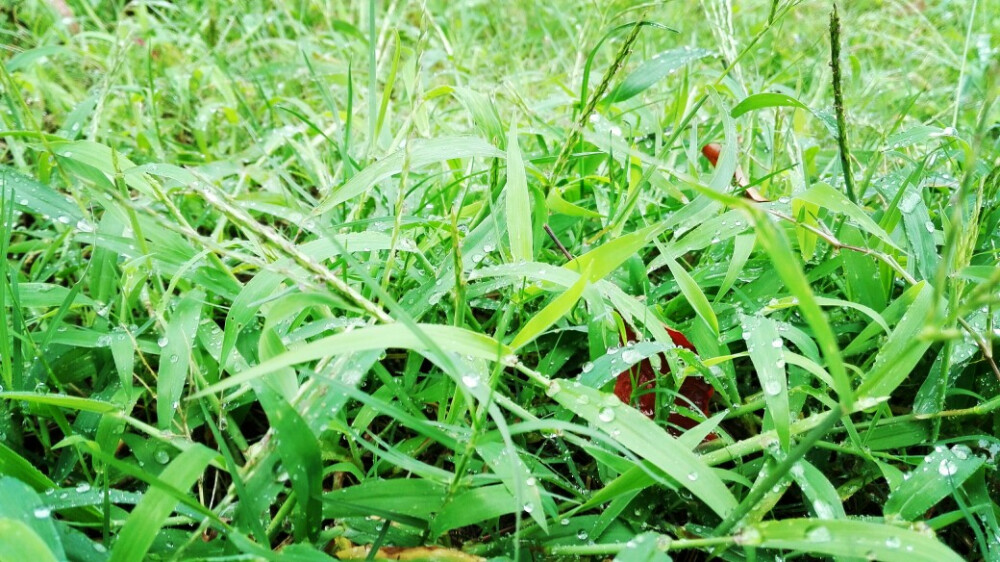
[613,323,716,440]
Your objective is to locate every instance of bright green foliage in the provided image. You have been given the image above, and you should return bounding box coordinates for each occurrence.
[0,1,998,560]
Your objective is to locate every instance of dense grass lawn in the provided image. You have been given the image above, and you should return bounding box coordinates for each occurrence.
[1,0,999,560]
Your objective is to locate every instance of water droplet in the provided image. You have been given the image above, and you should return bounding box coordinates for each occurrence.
[522,503,534,513]
[75,483,91,493]
[157,336,169,347]
[806,525,831,542]
[687,471,699,481]
[576,394,590,406]
[581,362,594,373]
[33,507,51,518]
[764,380,782,396]
[560,518,570,526]
[526,477,537,486]
[576,529,589,541]
[461,374,479,388]
[938,458,958,476]
[154,449,171,464]
[598,407,615,423]
[621,349,642,363]
[771,338,783,348]
[885,536,901,549]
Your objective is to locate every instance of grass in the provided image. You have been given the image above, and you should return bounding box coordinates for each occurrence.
[1,0,998,560]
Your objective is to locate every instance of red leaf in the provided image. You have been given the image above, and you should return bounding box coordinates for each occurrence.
[613,324,716,438]
[701,142,768,202]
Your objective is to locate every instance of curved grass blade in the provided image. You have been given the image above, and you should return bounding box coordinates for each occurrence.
[545,380,737,518]
[0,392,118,414]
[884,444,984,521]
[0,166,83,224]
[740,518,963,561]
[504,121,533,263]
[157,290,204,429]
[0,518,60,562]
[313,136,503,213]
[664,257,718,336]
[742,314,789,448]
[0,477,65,558]
[605,47,712,104]
[191,323,510,398]
[855,281,933,400]
[510,264,590,350]
[430,484,516,536]
[256,386,323,540]
[730,92,809,118]
[109,445,217,562]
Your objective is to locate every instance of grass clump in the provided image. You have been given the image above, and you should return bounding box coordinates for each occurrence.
[1,0,998,560]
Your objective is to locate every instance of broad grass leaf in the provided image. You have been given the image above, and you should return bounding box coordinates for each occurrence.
[0,477,65,558]
[565,222,667,283]
[796,182,901,251]
[324,479,446,527]
[192,324,510,398]
[648,210,751,270]
[504,121,533,262]
[742,518,963,561]
[0,392,118,414]
[752,213,852,407]
[0,166,83,224]
[0,442,56,492]
[730,92,810,118]
[545,380,737,518]
[605,47,712,103]
[15,283,95,308]
[0,519,60,562]
[50,141,156,195]
[431,484,516,535]
[613,531,671,562]
[664,257,718,336]
[716,233,756,301]
[742,314,789,448]
[790,460,846,520]
[579,341,670,389]
[157,290,204,429]
[477,442,547,531]
[110,445,217,562]
[256,385,323,540]
[855,281,933,400]
[884,444,984,520]
[4,45,69,71]
[510,264,590,350]
[314,137,503,213]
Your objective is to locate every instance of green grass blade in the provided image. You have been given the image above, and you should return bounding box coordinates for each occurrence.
[884,444,985,520]
[157,290,204,429]
[855,281,933,400]
[192,324,511,398]
[510,264,590,350]
[504,121,533,263]
[664,257,718,336]
[545,380,737,518]
[0,518,60,562]
[109,445,217,562]
[742,314,789,448]
[313,137,503,213]
[741,518,963,561]
[730,92,809,118]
